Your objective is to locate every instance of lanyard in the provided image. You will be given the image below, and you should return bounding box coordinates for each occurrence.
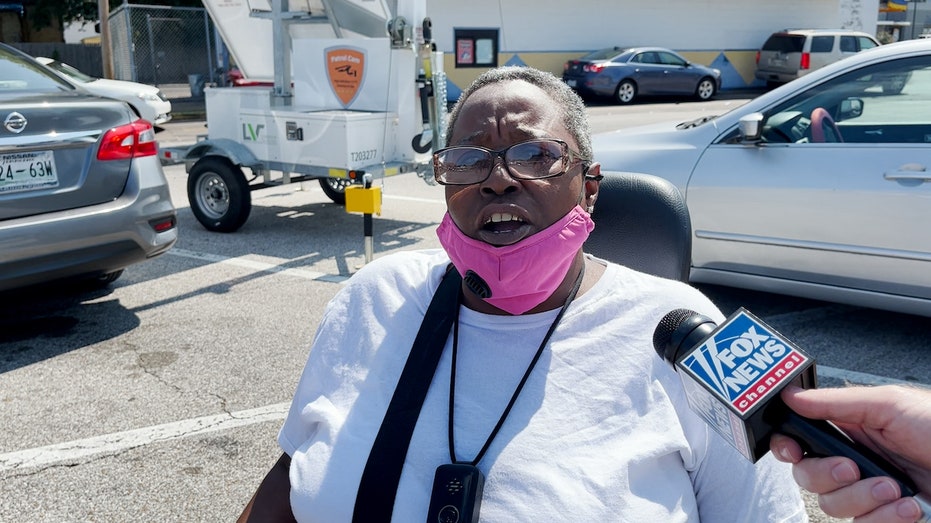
[447,263,585,466]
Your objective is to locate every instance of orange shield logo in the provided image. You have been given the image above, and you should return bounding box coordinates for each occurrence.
[325,47,366,108]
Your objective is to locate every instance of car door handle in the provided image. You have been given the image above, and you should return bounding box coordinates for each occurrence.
[884,163,930,182]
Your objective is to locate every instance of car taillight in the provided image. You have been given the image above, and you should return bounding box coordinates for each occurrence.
[149,215,176,233]
[583,63,604,73]
[800,52,811,70]
[755,51,761,64]
[97,119,158,161]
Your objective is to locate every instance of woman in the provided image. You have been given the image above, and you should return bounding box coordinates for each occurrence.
[238,66,807,522]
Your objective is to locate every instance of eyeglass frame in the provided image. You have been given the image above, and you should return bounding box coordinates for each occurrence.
[431,138,593,186]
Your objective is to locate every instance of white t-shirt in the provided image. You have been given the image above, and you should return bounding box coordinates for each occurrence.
[279,249,807,522]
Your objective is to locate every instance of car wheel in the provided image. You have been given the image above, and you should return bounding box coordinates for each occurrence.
[318,177,351,205]
[695,77,716,100]
[187,157,252,232]
[68,269,125,291]
[95,270,124,285]
[614,80,637,104]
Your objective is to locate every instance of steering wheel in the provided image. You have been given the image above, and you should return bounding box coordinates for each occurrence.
[810,107,844,143]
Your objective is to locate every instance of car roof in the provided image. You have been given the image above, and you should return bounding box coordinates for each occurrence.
[774,28,876,36]
[721,37,931,125]
[587,46,677,57]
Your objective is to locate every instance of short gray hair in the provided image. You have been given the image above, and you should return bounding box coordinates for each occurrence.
[445,66,593,161]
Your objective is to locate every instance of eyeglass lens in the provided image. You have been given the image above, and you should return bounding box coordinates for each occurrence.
[434,140,569,184]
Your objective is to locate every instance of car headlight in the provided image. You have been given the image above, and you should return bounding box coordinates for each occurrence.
[137,92,162,102]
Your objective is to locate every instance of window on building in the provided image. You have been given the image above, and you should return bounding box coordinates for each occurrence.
[454,29,498,68]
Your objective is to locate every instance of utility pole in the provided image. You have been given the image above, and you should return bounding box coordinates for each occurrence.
[98,0,113,79]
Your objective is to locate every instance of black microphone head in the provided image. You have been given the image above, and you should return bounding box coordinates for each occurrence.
[652,309,717,366]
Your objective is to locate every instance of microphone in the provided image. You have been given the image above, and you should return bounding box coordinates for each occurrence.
[653,307,918,497]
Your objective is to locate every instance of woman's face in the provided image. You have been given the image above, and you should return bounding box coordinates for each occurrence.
[444,80,589,247]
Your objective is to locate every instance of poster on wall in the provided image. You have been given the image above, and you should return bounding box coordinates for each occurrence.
[457,39,474,65]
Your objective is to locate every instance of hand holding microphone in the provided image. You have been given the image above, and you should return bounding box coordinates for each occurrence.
[652,308,931,522]
[771,385,931,522]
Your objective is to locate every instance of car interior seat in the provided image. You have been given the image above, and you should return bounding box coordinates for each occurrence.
[585,171,692,282]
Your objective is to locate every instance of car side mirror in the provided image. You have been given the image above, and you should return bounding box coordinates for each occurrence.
[738,112,764,142]
[839,98,863,120]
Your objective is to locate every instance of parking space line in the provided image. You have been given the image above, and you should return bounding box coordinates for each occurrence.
[0,403,290,473]
[1,365,919,474]
[384,194,446,204]
[168,248,349,283]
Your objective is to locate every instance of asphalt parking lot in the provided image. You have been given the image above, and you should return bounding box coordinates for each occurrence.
[1,92,928,522]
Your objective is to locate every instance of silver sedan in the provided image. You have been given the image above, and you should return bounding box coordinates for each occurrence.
[0,43,177,291]
[594,39,931,317]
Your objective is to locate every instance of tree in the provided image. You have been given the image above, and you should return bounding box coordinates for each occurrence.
[26,0,203,31]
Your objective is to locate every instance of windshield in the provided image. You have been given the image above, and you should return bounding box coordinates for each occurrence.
[579,48,625,61]
[43,59,97,83]
[0,47,75,92]
[762,35,805,53]
[676,115,719,129]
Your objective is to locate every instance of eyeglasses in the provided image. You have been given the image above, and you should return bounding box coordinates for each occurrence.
[432,138,590,186]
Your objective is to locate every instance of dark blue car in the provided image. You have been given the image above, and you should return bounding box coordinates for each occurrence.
[562,46,721,104]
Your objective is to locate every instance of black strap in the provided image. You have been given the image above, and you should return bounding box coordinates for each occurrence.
[352,266,462,522]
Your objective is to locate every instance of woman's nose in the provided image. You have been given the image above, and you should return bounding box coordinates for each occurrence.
[479,157,520,194]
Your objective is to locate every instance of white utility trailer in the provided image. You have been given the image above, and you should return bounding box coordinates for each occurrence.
[161,0,446,232]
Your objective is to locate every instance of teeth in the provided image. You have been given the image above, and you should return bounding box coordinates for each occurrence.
[485,213,523,224]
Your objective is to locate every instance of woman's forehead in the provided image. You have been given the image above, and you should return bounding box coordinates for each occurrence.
[450,81,569,145]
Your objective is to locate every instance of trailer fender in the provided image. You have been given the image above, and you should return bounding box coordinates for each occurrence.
[183,139,261,171]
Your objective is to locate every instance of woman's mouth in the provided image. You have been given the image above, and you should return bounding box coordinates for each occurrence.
[483,212,524,232]
[478,212,531,245]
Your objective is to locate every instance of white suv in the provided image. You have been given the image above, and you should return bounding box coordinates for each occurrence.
[754,29,880,86]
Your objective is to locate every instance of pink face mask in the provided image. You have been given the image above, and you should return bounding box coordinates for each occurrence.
[436,205,595,315]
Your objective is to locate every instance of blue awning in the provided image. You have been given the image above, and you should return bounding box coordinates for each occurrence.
[0,3,24,15]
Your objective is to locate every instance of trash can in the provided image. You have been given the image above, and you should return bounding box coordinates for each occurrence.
[188,74,205,97]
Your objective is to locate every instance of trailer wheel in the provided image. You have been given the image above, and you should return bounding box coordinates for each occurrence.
[318,177,350,205]
[188,157,251,232]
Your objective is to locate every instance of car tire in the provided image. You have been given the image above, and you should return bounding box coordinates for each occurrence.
[187,157,252,233]
[695,77,716,100]
[318,177,351,205]
[614,80,637,104]
[95,270,124,285]
[69,269,125,291]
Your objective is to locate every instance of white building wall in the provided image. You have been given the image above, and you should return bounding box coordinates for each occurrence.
[428,0,879,94]
[429,0,877,53]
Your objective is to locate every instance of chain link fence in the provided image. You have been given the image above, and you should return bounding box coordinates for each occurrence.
[109,3,221,92]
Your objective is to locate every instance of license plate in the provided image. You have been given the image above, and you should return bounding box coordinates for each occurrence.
[0,150,59,194]
[769,57,787,66]
[566,79,577,87]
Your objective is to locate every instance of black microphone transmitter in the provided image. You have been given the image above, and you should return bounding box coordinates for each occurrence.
[425,463,484,523]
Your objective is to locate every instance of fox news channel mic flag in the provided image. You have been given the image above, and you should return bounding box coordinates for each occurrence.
[652,308,919,497]
[654,308,814,461]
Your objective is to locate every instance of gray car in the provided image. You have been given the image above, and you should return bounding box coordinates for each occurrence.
[594,39,931,317]
[0,43,177,291]
[562,46,722,104]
